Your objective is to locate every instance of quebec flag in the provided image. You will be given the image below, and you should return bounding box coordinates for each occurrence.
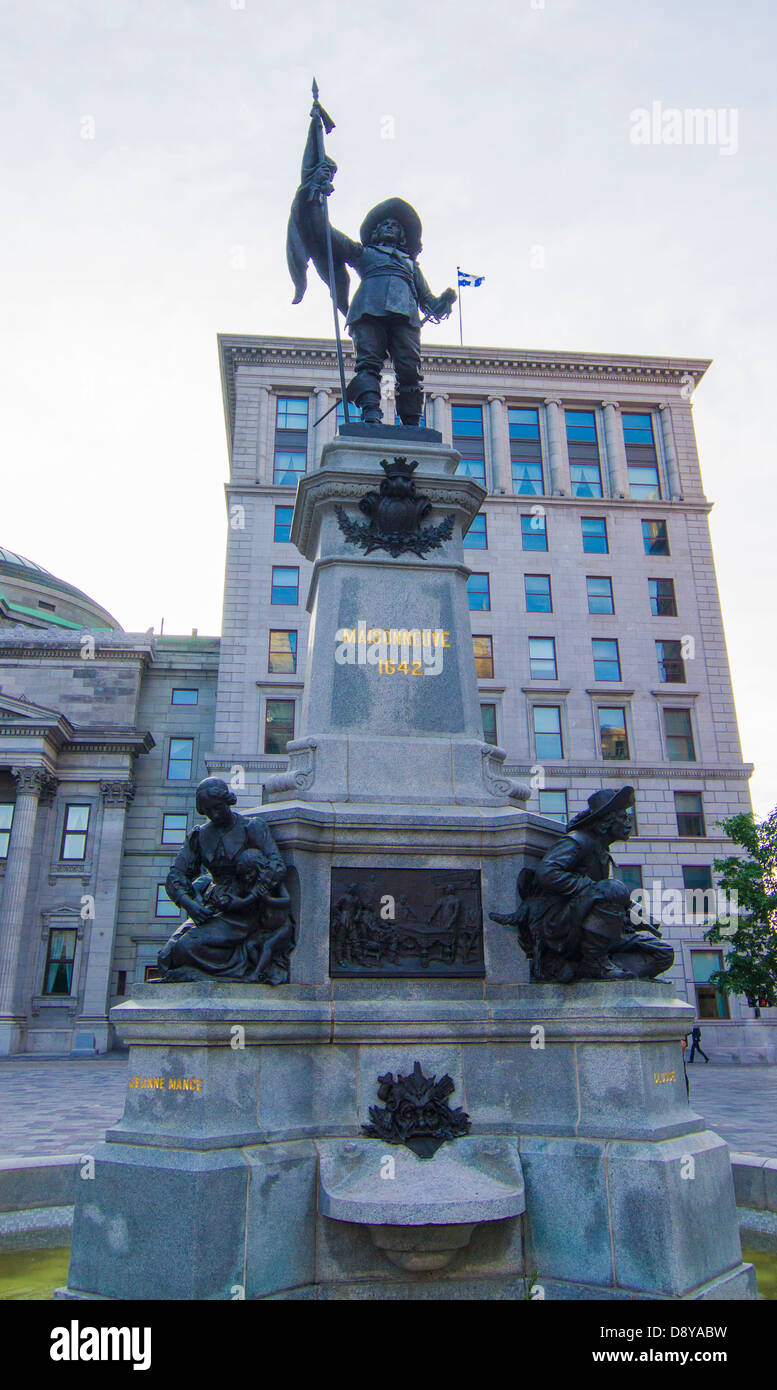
[457,269,485,288]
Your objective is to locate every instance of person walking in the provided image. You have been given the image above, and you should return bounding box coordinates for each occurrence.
[688,1024,710,1064]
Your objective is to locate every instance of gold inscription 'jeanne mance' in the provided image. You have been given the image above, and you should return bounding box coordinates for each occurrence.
[653,1070,676,1085]
[129,1076,203,1091]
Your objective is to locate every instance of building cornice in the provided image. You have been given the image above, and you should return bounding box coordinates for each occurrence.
[503,763,753,781]
[217,333,712,453]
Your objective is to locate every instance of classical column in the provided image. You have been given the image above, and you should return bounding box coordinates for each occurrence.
[77,780,135,1046]
[487,395,511,494]
[254,385,270,483]
[658,402,683,500]
[0,768,54,1052]
[313,388,334,462]
[544,398,571,497]
[428,391,451,440]
[601,400,629,499]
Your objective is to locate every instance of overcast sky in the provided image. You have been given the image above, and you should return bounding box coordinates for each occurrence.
[1,0,774,815]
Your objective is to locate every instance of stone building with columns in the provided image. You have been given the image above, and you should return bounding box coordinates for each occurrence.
[0,334,770,1059]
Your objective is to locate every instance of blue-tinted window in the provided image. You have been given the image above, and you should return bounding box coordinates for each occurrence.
[656,640,686,683]
[271,567,299,605]
[533,706,563,760]
[649,578,677,616]
[463,514,487,549]
[592,639,622,682]
[161,814,188,846]
[599,707,629,760]
[586,576,614,614]
[629,464,661,500]
[171,688,198,705]
[276,397,309,430]
[521,514,547,551]
[622,413,654,445]
[571,463,603,498]
[167,738,194,781]
[529,637,557,681]
[642,519,669,555]
[274,506,294,543]
[156,883,181,919]
[456,458,486,485]
[538,789,568,825]
[565,410,597,442]
[268,630,297,674]
[466,573,491,610]
[525,574,552,612]
[273,451,306,487]
[0,803,13,859]
[509,408,544,496]
[61,805,90,860]
[581,517,608,553]
[452,405,484,437]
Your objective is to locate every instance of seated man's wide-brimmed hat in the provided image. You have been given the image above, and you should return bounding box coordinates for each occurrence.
[360,197,423,257]
[565,786,635,834]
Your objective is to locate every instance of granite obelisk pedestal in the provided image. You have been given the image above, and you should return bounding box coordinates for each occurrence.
[60,432,755,1301]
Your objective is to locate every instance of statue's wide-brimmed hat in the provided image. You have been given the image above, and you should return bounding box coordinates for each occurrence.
[565,786,635,833]
[360,197,423,257]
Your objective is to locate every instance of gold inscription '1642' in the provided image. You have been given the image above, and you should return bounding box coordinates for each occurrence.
[129,1077,203,1091]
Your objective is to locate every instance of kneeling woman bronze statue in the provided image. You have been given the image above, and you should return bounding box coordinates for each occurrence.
[156,777,295,985]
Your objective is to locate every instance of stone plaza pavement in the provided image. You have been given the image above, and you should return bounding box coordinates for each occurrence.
[0,1054,775,1160]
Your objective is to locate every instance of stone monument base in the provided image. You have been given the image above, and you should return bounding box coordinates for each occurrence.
[58,981,756,1301]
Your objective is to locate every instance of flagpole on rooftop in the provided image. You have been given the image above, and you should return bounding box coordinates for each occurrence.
[456,267,464,346]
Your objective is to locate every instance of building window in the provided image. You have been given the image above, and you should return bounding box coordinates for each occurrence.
[664,708,696,762]
[619,865,643,892]
[598,707,629,760]
[161,813,188,846]
[171,688,198,705]
[642,519,670,555]
[586,576,614,614]
[156,883,181,919]
[0,804,13,858]
[509,407,544,495]
[467,573,491,610]
[480,703,498,745]
[335,401,347,427]
[167,738,194,781]
[273,397,308,486]
[533,706,563,759]
[691,949,730,1019]
[473,635,494,679]
[264,699,295,755]
[521,514,547,551]
[592,638,621,682]
[566,410,603,497]
[271,566,299,605]
[675,792,705,837]
[656,639,686,683]
[42,929,77,995]
[649,578,677,616]
[529,637,557,681]
[623,413,661,499]
[525,574,552,612]
[456,457,486,485]
[453,406,486,487]
[274,505,294,543]
[38,600,56,611]
[116,970,127,997]
[60,805,90,861]
[581,517,608,553]
[683,865,714,919]
[538,789,568,824]
[463,514,487,549]
[276,397,309,431]
[273,451,306,487]
[268,629,298,674]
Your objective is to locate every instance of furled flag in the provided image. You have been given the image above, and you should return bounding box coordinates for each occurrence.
[457,269,485,288]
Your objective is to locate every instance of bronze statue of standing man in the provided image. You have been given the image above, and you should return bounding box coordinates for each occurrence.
[287,83,456,426]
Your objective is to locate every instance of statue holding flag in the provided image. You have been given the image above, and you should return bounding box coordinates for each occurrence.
[287,83,457,427]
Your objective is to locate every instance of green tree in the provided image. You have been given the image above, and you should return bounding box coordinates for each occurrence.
[705,808,777,1008]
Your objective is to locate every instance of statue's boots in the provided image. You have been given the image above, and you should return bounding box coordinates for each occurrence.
[396,386,424,427]
[578,928,632,981]
[359,391,383,425]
